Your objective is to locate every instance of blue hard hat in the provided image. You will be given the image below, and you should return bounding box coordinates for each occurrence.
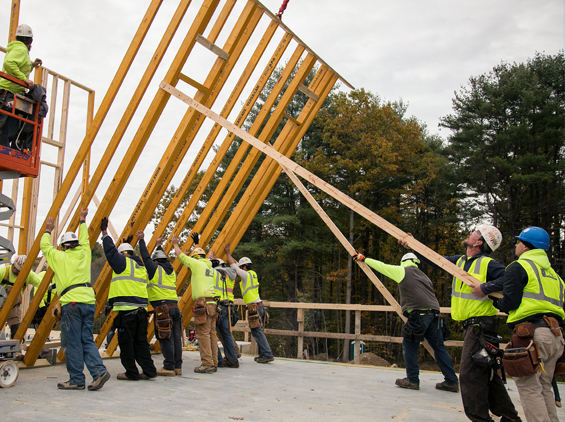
[515,227,550,250]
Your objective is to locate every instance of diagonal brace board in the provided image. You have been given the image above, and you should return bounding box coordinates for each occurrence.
[281,163,436,358]
[160,81,503,298]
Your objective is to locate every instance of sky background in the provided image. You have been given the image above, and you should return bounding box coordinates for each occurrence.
[0,0,563,250]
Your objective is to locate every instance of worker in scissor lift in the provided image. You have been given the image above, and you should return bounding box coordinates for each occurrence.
[0,24,43,150]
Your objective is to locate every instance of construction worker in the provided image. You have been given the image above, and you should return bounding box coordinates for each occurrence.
[101,218,157,381]
[224,244,274,364]
[400,225,521,422]
[353,251,459,392]
[31,267,56,329]
[494,227,564,422]
[171,232,218,373]
[0,254,41,339]
[209,251,239,368]
[0,24,42,147]
[136,230,182,376]
[41,209,110,390]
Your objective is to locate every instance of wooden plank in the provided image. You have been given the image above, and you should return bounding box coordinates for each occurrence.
[196,34,229,60]
[161,82,503,299]
[297,83,319,101]
[178,73,208,93]
[354,310,361,364]
[41,137,64,148]
[297,308,304,359]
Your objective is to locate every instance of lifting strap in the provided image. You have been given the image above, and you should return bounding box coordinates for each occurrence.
[276,0,290,20]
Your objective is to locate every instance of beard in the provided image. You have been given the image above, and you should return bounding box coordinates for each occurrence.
[462,239,472,248]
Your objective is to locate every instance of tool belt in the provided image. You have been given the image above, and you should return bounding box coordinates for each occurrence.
[502,317,561,377]
[402,311,425,343]
[60,282,92,298]
[193,297,216,325]
[247,303,261,329]
[154,303,177,339]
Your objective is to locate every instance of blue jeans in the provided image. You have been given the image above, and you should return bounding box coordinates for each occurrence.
[216,304,238,365]
[402,313,458,386]
[60,303,108,385]
[251,305,273,359]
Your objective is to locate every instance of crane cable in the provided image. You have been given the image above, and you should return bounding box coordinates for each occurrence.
[275,0,290,20]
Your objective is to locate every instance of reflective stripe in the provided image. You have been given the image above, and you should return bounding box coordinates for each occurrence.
[242,283,259,297]
[147,266,176,290]
[451,257,488,302]
[112,301,147,307]
[112,259,147,284]
[521,260,565,307]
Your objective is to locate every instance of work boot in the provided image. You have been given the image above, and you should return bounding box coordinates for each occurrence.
[194,365,216,373]
[157,368,175,377]
[174,368,182,376]
[139,371,157,380]
[435,381,459,393]
[256,357,274,364]
[57,381,85,390]
[224,360,239,368]
[254,355,263,362]
[217,361,227,368]
[117,373,138,381]
[395,378,419,390]
[88,371,110,391]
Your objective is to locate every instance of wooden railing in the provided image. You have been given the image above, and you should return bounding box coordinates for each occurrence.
[230,300,473,364]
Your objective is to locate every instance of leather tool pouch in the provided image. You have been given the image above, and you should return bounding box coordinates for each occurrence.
[230,305,239,327]
[402,311,425,342]
[51,301,62,321]
[263,308,270,326]
[512,322,535,348]
[502,340,540,377]
[543,316,562,337]
[247,303,260,329]
[193,297,207,325]
[154,304,172,339]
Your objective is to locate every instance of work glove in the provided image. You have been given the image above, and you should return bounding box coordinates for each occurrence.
[122,235,134,244]
[353,252,365,262]
[100,217,109,232]
[190,231,199,244]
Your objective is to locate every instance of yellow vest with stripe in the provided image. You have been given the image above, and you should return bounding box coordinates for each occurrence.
[240,270,260,305]
[214,269,235,302]
[451,255,498,321]
[109,257,148,311]
[507,259,565,324]
[147,266,178,302]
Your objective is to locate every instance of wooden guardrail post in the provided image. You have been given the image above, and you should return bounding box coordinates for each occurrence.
[354,310,361,364]
[297,308,304,359]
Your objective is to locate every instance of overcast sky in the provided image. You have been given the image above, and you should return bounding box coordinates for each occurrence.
[0,0,563,247]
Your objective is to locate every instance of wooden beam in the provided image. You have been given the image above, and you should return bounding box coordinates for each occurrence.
[196,34,229,60]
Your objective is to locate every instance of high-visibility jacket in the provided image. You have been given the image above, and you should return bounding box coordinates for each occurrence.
[0,41,32,94]
[507,249,565,324]
[0,264,41,307]
[109,257,148,311]
[214,268,235,302]
[178,254,215,302]
[33,271,55,307]
[147,266,177,302]
[451,255,498,321]
[40,223,94,306]
[240,270,260,305]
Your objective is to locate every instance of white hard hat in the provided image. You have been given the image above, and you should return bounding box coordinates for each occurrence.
[238,257,252,267]
[118,243,134,253]
[16,24,33,38]
[11,254,26,271]
[151,249,168,260]
[60,232,78,246]
[401,253,419,263]
[475,225,502,252]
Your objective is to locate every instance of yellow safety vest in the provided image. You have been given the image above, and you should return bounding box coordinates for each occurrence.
[507,259,565,324]
[147,266,178,302]
[214,269,235,302]
[451,255,498,321]
[109,257,148,311]
[240,270,260,305]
